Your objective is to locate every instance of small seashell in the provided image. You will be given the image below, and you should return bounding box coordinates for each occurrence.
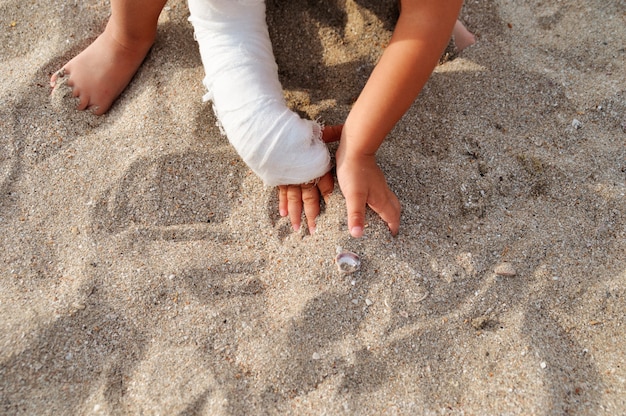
[335,251,361,274]
[494,262,517,277]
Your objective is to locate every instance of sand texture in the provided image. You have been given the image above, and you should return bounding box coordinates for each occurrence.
[1,0,625,414]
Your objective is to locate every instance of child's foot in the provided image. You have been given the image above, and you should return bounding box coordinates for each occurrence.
[452,20,476,52]
[50,22,154,115]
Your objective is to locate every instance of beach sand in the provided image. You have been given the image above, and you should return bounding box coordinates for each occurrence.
[1,0,625,414]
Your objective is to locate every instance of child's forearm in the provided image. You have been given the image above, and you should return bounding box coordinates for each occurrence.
[342,0,463,156]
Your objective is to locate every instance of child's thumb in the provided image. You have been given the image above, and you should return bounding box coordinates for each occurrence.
[321,125,343,144]
[346,196,366,238]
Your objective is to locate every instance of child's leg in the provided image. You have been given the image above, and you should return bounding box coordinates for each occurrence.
[50,0,168,115]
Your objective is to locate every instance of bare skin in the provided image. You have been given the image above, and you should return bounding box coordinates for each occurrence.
[336,0,464,238]
[452,19,476,52]
[281,1,470,238]
[50,0,167,115]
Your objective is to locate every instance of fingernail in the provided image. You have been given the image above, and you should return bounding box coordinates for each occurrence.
[350,226,363,238]
[280,209,287,217]
[293,223,300,232]
[309,226,316,235]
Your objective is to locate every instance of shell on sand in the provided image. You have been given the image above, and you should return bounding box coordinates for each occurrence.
[494,262,517,277]
[335,251,361,274]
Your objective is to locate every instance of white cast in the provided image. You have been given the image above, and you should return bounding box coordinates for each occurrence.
[188,0,331,186]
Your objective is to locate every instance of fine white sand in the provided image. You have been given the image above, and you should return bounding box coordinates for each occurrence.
[1,0,625,414]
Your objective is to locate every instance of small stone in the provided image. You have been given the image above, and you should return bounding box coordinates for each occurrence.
[72,302,86,311]
[312,352,321,360]
[365,299,373,306]
[494,262,517,277]
[540,361,547,369]
[471,316,489,330]
[571,118,583,129]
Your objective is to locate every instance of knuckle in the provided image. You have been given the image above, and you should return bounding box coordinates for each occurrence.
[301,192,318,204]
[348,211,365,223]
[287,192,301,202]
[318,182,333,196]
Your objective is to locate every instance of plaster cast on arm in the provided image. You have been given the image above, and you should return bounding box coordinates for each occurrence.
[188,0,331,187]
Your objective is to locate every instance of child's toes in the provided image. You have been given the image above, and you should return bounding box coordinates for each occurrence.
[89,104,104,115]
[50,68,66,87]
[76,94,90,111]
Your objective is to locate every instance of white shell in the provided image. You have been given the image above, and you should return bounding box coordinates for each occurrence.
[335,251,361,274]
[494,262,517,277]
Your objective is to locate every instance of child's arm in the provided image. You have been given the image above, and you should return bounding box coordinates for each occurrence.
[189,0,332,186]
[337,0,464,237]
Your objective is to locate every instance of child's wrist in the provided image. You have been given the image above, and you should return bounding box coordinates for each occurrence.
[338,139,378,161]
[337,144,377,171]
[340,117,385,158]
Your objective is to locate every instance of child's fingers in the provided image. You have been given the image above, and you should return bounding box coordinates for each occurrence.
[345,191,368,238]
[301,184,320,234]
[368,190,401,236]
[278,186,289,217]
[280,172,333,234]
[286,185,303,232]
[344,183,401,238]
[317,172,334,203]
[321,125,343,143]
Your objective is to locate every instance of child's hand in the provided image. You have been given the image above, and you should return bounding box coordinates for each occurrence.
[318,0,463,238]
[336,143,401,238]
[278,172,334,234]
[277,125,343,234]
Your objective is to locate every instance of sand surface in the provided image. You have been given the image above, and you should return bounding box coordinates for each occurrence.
[1,0,625,414]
